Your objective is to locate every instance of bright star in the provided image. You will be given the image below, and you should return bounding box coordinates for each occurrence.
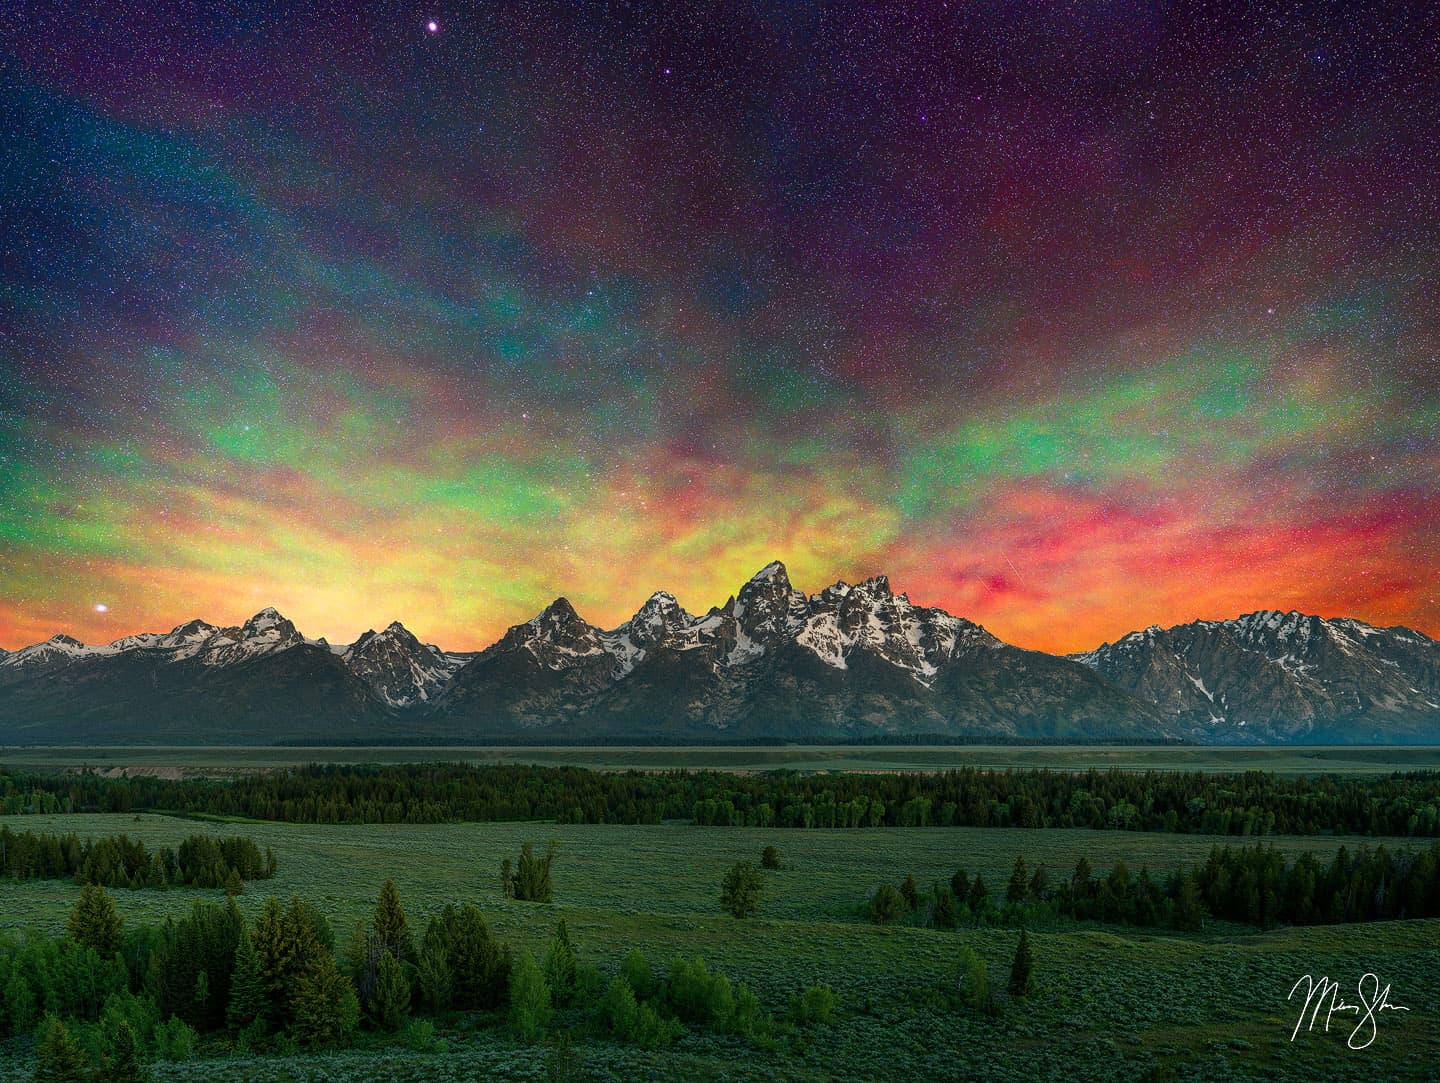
[426,19,439,33]
[94,603,108,613]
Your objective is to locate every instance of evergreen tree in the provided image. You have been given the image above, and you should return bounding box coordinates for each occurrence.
[950,868,970,901]
[32,1015,89,1083]
[543,919,577,1007]
[415,919,453,1012]
[94,1018,145,1083]
[1006,856,1030,904]
[1007,929,1035,997]
[761,845,780,870]
[966,875,988,911]
[227,925,267,1033]
[372,951,410,1032]
[289,952,359,1050]
[932,885,957,928]
[224,867,243,897]
[508,951,552,1044]
[67,883,124,957]
[445,905,509,1009]
[1173,873,1206,932]
[372,879,414,963]
[868,883,906,924]
[720,861,763,918]
[899,873,919,910]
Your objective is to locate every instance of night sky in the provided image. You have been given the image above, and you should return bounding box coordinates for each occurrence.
[2,2,1437,654]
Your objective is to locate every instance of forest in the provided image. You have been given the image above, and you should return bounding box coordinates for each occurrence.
[0,876,840,1082]
[0,828,275,891]
[4,763,1440,837]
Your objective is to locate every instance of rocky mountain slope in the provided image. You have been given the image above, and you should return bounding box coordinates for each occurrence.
[2,565,1436,744]
[1072,610,1440,742]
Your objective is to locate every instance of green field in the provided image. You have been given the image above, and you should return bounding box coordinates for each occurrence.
[1,812,1435,1081]
[4,743,1439,776]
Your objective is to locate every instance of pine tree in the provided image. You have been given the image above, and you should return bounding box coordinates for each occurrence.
[32,1015,89,1083]
[224,867,243,897]
[445,905,509,1009]
[1006,856,1030,904]
[416,919,453,1012]
[899,873,919,910]
[543,919,577,1007]
[508,951,551,1043]
[950,868,969,901]
[94,1018,145,1083]
[966,875,988,911]
[227,925,267,1033]
[372,951,410,1031]
[1173,873,1206,932]
[67,883,124,957]
[372,879,414,963]
[1007,929,1035,997]
[932,885,957,928]
[289,951,360,1050]
[761,845,780,870]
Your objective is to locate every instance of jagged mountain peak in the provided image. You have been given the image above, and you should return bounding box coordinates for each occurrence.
[749,560,789,583]
[48,633,86,648]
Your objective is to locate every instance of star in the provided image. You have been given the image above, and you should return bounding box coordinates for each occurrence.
[426,19,439,34]
[93,604,108,613]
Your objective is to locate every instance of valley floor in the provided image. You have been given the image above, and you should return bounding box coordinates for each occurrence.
[0,815,1435,1080]
[4,742,1440,776]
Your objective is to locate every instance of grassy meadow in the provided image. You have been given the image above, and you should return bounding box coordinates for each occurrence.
[5,743,1440,775]
[1,811,1435,1081]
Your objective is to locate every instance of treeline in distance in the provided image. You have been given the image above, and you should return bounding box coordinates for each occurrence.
[4,762,1440,837]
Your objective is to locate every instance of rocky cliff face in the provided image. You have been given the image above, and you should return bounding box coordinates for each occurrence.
[1073,611,1440,742]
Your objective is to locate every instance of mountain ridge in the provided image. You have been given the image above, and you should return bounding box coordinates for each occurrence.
[2,563,1437,744]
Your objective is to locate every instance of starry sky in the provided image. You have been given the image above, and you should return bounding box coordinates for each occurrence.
[1,2,1437,654]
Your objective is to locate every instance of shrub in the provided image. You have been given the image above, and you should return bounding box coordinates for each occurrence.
[790,983,837,1025]
[600,975,683,1050]
[615,950,652,1001]
[956,944,988,1011]
[761,845,780,870]
[720,861,762,919]
[666,956,733,1027]
[399,1017,446,1053]
[151,1015,197,1061]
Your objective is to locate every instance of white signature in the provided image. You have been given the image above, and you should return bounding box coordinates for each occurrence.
[1288,973,1410,1050]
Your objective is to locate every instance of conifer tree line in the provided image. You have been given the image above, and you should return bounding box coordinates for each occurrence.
[867,839,1440,933]
[6,762,1440,838]
[6,877,840,1079]
[0,827,275,890]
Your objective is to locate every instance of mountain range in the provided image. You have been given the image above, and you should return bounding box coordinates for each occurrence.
[1,562,1436,744]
